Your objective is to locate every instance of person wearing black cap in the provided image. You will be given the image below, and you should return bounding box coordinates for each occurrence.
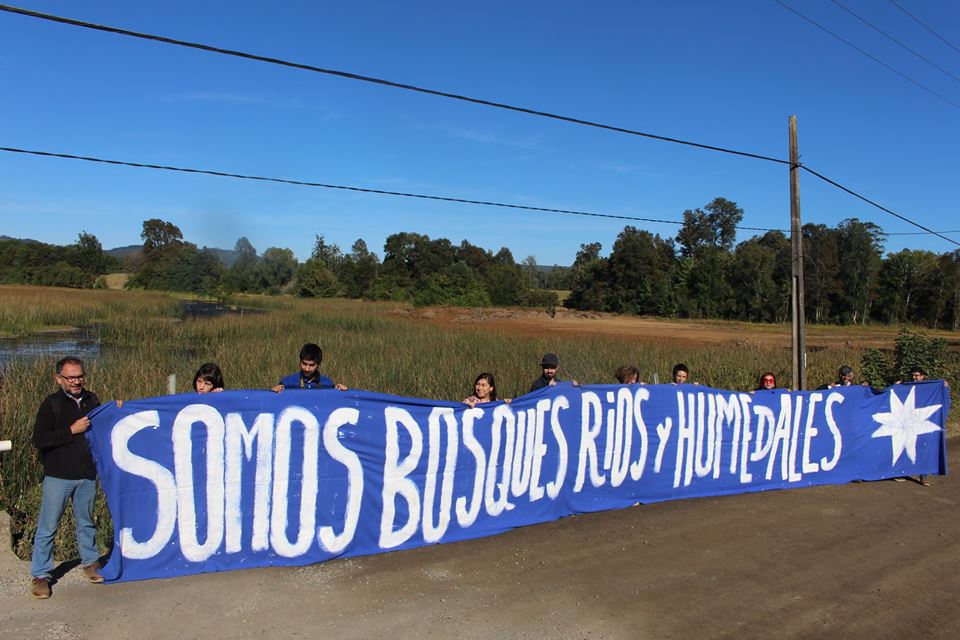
[529,353,561,393]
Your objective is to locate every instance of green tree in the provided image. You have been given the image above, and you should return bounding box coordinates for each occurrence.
[69,231,115,277]
[564,242,607,310]
[338,239,379,298]
[757,230,792,323]
[521,256,540,289]
[542,266,573,290]
[604,226,676,315]
[876,249,939,324]
[893,328,947,381]
[295,236,342,298]
[225,237,259,293]
[140,219,184,257]
[297,260,341,297]
[455,240,492,275]
[937,250,960,331]
[127,219,185,291]
[728,238,778,321]
[676,197,744,258]
[681,246,733,319]
[484,262,526,306]
[257,247,298,293]
[802,223,841,323]
[836,218,884,324]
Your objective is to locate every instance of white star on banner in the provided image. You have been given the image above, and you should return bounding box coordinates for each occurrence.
[871,386,942,465]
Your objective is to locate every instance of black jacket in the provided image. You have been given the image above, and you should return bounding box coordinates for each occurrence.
[529,375,561,394]
[33,389,100,480]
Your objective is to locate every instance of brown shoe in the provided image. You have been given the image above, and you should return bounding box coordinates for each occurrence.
[31,577,51,599]
[82,562,104,584]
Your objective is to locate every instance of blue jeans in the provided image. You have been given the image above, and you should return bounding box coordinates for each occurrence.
[30,476,99,578]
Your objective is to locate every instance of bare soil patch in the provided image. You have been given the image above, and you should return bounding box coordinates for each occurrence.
[394,306,960,351]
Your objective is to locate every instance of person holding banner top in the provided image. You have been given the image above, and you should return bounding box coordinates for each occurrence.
[672,363,698,385]
[464,372,511,407]
[615,365,642,384]
[892,366,943,487]
[29,357,104,599]
[817,365,871,391]
[756,371,778,391]
[529,353,562,393]
[896,366,948,388]
[193,362,224,394]
[272,342,348,392]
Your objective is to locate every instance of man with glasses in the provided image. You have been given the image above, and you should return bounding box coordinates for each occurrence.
[30,356,103,599]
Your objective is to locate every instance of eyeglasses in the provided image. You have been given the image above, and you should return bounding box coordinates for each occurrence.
[762,377,775,383]
[59,374,85,382]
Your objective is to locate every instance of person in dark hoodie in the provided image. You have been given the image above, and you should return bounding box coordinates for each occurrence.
[30,356,104,599]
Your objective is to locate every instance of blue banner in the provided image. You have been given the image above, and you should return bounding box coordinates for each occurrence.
[86,381,950,582]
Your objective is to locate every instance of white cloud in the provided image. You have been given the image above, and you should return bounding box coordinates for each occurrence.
[158,91,339,118]
[418,123,542,151]
[591,161,661,178]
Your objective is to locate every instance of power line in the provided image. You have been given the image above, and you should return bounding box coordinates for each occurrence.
[0,4,790,166]
[772,0,960,111]
[0,145,783,233]
[886,230,960,236]
[888,0,960,58]
[829,0,960,85]
[1,5,954,246]
[800,164,960,246]
[5,145,957,246]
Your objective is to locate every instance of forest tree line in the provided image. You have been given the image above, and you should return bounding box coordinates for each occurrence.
[2,196,959,329]
[565,198,960,331]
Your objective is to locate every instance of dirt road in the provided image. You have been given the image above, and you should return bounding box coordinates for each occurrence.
[2,440,958,640]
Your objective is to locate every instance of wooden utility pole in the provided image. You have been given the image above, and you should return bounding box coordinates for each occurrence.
[789,116,807,390]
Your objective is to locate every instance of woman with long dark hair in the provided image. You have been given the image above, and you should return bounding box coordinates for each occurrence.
[193,362,225,394]
[464,372,501,407]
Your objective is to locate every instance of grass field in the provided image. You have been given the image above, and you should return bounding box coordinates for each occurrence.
[0,284,956,559]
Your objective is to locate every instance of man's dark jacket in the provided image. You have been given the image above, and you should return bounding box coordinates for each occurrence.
[529,375,561,394]
[32,389,100,480]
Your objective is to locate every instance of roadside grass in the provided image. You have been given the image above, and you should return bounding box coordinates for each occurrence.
[0,284,955,560]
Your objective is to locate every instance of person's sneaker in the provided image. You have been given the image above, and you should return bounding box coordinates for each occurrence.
[81,562,104,584]
[31,577,51,599]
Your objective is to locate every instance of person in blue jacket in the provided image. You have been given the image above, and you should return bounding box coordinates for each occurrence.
[271,343,347,392]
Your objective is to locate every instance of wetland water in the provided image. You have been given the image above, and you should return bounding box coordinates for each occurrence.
[0,328,100,368]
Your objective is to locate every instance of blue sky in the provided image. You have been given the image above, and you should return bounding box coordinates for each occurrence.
[1,0,958,265]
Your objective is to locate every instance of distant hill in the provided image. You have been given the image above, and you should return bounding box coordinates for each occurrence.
[106,244,141,260]
[0,235,41,244]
